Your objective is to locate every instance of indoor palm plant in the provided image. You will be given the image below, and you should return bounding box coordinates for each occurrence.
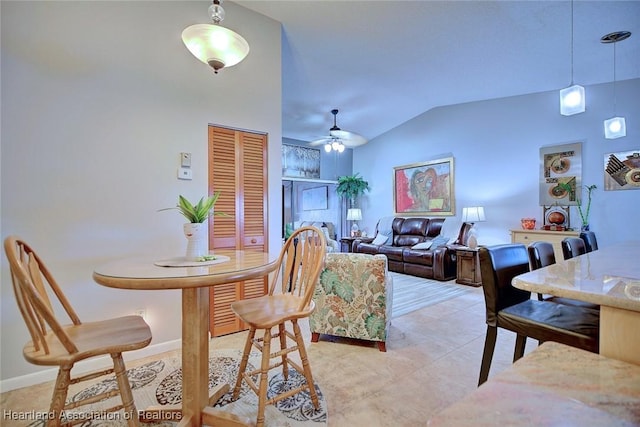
[336,173,370,207]
[160,192,225,260]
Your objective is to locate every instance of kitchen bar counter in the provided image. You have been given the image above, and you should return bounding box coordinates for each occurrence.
[428,342,640,426]
[512,241,640,365]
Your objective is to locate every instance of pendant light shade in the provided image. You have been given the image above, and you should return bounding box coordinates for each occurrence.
[601,30,631,139]
[559,0,585,116]
[604,117,626,139]
[182,1,249,74]
[560,84,585,116]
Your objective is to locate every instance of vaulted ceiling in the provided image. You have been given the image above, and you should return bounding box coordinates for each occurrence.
[236,1,640,144]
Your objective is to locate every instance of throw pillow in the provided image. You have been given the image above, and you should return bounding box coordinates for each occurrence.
[430,235,450,248]
[320,227,331,243]
[372,233,389,245]
[411,241,433,250]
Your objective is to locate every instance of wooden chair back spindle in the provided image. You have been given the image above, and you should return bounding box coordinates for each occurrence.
[270,226,326,311]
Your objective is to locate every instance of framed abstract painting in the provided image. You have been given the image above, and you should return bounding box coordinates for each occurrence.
[539,142,582,206]
[393,157,454,216]
[604,150,640,191]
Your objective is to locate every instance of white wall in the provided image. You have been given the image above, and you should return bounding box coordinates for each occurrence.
[354,79,640,246]
[0,1,282,385]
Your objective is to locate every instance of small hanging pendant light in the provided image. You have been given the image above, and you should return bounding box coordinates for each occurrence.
[601,30,631,139]
[560,0,585,116]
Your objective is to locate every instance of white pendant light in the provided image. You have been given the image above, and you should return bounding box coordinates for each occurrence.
[560,0,585,116]
[601,31,631,139]
[182,0,249,74]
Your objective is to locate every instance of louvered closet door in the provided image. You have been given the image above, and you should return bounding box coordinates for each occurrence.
[208,125,268,336]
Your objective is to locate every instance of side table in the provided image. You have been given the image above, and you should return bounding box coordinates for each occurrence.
[340,236,374,253]
[456,247,482,287]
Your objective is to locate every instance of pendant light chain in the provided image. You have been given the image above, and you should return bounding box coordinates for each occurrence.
[612,41,617,115]
[570,0,575,85]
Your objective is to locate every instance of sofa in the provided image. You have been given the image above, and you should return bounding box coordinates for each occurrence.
[310,252,392,352]
[353,217,473,281]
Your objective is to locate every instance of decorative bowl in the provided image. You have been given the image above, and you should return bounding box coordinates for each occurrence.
[521,218,536,230]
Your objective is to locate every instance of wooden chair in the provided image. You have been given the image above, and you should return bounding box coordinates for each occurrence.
[4,236,152,427]
[477,244,599,386]
[231,226,326,427]
[580,231,599,253]
[561,237,587,260]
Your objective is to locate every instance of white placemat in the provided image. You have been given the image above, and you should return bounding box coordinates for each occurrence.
[154,254,230,267]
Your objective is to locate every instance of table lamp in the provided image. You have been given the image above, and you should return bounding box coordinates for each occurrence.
[347,208,363,237]
[461,206,486,249]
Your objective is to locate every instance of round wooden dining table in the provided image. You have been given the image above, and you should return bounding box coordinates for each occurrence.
[93,249,280,427]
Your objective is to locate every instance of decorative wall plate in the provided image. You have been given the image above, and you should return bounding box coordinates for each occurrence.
[543,205,570,229]
[550,156,570,174]
[548,184,569,199]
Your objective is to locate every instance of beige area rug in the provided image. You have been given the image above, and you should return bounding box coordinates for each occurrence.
[390,272,473,318]
[26,349,326,427]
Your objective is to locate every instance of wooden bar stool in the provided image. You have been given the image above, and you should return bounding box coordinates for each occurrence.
[4,236,152,426]
[231,226,326,427]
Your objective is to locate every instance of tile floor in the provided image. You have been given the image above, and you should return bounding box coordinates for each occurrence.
[1,285,538,426]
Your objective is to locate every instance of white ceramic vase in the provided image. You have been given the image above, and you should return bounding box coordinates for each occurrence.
[183,222,209,260]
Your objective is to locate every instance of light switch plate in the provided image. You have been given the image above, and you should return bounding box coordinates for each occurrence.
[178,167,193,180]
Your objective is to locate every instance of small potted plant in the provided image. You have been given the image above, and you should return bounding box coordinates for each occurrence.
[559,183,597,231]
[160,193,225,260]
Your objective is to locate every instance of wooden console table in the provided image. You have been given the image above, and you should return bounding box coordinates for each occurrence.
[510,229,579,262]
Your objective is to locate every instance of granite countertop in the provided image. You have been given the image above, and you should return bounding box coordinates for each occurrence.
[512,241,640,312]
[428,342,640,426]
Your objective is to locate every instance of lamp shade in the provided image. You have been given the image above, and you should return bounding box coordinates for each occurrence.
[461,207,486,223]
[604,116,626,139]
[182,24,249,73]
[559,84,585,116]
[346,208,362,221]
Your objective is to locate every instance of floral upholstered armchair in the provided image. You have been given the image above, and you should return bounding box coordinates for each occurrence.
[310,253,393,351]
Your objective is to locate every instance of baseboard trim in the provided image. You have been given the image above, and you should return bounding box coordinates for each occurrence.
[0,339,181,393]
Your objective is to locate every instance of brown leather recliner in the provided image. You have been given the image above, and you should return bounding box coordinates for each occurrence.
[353,217,466,281]
[477,244,599,385]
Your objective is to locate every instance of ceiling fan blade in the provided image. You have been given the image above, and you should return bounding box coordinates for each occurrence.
[309,137,332,146]
[329,130,368,146]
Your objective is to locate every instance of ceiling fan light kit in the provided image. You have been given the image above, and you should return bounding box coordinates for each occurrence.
[182,0,249,74]
[311,109,368,152]
[325,140,345,153]
[601,30,631,139]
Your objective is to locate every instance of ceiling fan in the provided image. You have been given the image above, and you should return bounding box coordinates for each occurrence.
[309,109,368,153]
